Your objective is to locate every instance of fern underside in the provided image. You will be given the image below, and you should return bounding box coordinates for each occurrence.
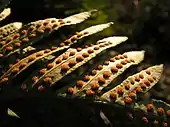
[0,6,169,127]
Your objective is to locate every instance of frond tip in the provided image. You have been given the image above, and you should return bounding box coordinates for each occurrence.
[0,22,23,40]
[98,36,128,44]
[79,22,114,37]
[123,50,145,64]
[0,8,11,21]
[12,22,23,29]
[62,9,97,26]
[100,64,163,105]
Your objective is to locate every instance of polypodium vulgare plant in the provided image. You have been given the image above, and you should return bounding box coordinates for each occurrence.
[0,6,169,127]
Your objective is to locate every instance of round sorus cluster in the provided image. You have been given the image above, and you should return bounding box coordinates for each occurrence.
[69,60,76,67]
[89,81,100,90]
[157,107,165,116]
[109,92,117,100]
[62,54,69,60]
[98,76,105,84]
[116,63,123,69]
[86,89,95,96]
[103,61,109,65]
[83,75,90,81]
[147,104,154,112]
[166,110,170,116]
[36,51,44,57]
[76,47,82,52]
[91,69,97,75]
[82,52,89,58]
[11,67,19,73]
[124,82,130,90]
[47,63,54,69]
[117,87,124,96]
[43,77,52,83]
[103,71,111,79]
[39,68,46,75]
[76,55,84,62]
[69,51,75,56]
[135,75,140,82]
[128,92,136,99]
[61,63,70,71]
[124,97,132,104]
[111,66,118,73]
[76,80,84,87]
[135,87,143,94]
[97,65,103,70]
[140,83,147,90]
[67,87,74,94]
[87,49,94,54]
[55,57,62,64]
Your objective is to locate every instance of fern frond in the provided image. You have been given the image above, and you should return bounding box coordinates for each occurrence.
[21,36,127,91]
[0,10,96,57]
[133,99,170,126]
[152,99,170,111]
[0,22,23,40]
[100,65,163,105]
[57,51,144,98]
[0,7,168,126]
[62,9,97,26]
[0,23,113,84]
[0,8,11,22]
